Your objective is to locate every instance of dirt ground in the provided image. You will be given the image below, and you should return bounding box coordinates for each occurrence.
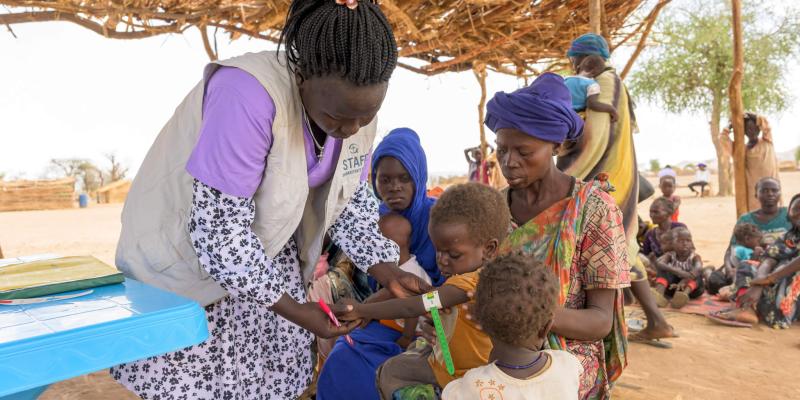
[1,171,798,400]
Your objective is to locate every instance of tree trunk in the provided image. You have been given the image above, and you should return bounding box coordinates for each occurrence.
[709,93,733,196]
[729,0,749,216]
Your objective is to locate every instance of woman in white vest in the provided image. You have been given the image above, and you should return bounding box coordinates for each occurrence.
[111,1,431,398]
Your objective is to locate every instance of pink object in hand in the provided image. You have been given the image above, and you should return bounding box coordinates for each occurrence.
[318,299,354,347]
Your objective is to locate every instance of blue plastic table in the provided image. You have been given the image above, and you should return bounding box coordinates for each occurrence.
[0,271,209,400]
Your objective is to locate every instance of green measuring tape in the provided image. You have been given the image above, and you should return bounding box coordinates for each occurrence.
[423,291,455,376]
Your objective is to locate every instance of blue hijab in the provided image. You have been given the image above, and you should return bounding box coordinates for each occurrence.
[567,33,610,60]
[371,128,443,286]
[485,73,584,143]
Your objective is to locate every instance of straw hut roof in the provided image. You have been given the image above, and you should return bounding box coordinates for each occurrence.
[0,0,669,76]
[96,179,131,193]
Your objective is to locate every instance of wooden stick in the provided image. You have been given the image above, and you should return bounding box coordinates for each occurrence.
[200,25,218,61]
[729,0,748,216]
[474,63,488,183]
[589,0,602,34]
[0,11,181,38]
[620,0,671,80]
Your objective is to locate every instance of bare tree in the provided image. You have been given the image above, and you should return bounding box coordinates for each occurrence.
[104,152,129,183]
[49,158,102,193]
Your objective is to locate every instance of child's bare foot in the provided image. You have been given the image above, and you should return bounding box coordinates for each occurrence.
[717,286,733,301]
[717,308,758,324]
[735,308,758,324]
[670,291,690,309]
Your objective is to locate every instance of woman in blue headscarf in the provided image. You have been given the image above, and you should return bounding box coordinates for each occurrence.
[370,128,442,286]
[317,128,441,400]
[487,72,629,399]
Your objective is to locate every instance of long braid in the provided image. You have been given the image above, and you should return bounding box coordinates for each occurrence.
[279,0,397,86]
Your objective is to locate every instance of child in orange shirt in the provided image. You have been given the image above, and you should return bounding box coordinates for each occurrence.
[337,183,511,398]
[659,175,681,222]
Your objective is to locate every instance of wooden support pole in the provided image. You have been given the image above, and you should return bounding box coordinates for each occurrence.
[474,63,488,183]
[729,0,748,216]
[589,0,602,34]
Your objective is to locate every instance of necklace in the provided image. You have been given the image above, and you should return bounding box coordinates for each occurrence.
[302,107,324,157]
[494,352,545,370]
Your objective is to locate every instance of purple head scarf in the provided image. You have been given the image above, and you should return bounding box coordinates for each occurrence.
[484,72,584,143]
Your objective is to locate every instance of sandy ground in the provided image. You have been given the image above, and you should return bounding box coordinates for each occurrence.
[1,171,798,400]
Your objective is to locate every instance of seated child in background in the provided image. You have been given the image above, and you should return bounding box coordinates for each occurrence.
[442,253,581,400]
[336,183,511,399]
[564,54,618,121]
[658,175,681,222]
[730,223,764,303]
[652,227,705,309]
[377,213,433,348]
[637,216,659,286]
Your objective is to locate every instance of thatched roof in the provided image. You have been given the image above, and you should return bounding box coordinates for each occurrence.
[0,0,668,76]
[96,179,131,193]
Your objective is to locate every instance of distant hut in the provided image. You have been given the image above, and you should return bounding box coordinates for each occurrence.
[0,178,76,212]
[96,180,131,204]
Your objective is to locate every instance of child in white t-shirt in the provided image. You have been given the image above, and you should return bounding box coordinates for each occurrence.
[442,253,582,400]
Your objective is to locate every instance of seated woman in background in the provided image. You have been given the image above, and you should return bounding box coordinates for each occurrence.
[706,178,790,296]
[717,194,800,326]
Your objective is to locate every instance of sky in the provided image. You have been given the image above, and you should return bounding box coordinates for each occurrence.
[1,20,799,179]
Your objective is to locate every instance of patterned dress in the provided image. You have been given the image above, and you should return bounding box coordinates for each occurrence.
[111,180,398,399]
[757,227,800,329]
[499,180,630,400]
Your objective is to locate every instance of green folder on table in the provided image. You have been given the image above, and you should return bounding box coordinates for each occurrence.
[0,256,124,300]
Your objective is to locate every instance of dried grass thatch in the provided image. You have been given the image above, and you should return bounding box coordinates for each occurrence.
[0,178,76,211]
[0,0,669,76]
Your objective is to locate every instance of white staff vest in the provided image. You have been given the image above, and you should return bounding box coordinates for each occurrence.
[115,51,375,306]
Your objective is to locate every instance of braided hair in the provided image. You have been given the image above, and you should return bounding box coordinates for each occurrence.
[279,0,398,86]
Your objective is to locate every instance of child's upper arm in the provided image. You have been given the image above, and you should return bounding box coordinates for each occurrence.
[437,284,471,309]
[692,254,704,269]
[586,82,601,97]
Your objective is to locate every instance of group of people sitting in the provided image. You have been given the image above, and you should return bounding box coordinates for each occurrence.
[637,175,800,331]
[317,36,631,400]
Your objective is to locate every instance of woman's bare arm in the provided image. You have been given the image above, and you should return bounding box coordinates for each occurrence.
[551,288,615,341]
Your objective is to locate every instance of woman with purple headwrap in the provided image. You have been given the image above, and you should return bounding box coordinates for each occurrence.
[486,72,630,399]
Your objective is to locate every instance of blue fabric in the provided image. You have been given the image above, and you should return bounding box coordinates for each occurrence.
[567,33,610,60]
[371,128,443,286]
[317,322,403,400]
[734,245,754,262]
[485,73,584,144]
[564,76,597,111]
